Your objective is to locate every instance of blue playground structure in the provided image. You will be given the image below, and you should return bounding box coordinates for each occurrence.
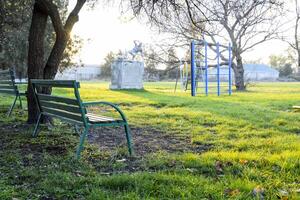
[190,40,232,96]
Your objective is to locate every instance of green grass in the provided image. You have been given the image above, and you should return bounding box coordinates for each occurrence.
[0,82,300,199]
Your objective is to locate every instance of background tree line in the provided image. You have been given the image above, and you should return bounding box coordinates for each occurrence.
[100,46,180,81]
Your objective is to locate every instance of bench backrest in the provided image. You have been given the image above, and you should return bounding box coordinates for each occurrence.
[31,80,88,126]
[0,69,18,96]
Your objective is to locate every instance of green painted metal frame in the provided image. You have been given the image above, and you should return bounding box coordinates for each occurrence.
[0,69,26,116]
[30,79,133,159]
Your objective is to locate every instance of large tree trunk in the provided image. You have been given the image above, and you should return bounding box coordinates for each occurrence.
[297,49,300,74]
[0,0,6,70]
[0,0,4,54]
[233,53,246,91]
[26,0,86,123]
[295,1,300,75]
[27,3,48,124]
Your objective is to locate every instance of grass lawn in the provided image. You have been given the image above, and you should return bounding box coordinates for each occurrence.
[0,82,300,199]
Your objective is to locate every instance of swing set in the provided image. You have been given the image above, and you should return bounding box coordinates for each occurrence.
[174,39,233,96]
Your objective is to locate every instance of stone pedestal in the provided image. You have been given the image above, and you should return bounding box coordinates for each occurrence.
[110,59,144,89]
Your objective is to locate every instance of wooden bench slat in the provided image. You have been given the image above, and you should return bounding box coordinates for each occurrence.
[31,79,79,88]
[42,107,83,122]
[41,112,84,125]
[0,69,10,74]
[86,113,122,124]
[0,74,12,79]
[40,100,82,114]
[86,113,115,121]
[0,89,17,95]
[0,78,12,82]
[0,85,17,90]
[0,80,13,85]
[37,93,79,105]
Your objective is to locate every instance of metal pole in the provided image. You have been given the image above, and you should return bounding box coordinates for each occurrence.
[217,42,220,96]
[205,40,208,96]
[174,64,179,93]
[191,41,196,96]
[228,43,232,95]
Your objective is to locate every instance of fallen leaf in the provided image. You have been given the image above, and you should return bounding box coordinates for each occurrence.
[224,188,240,196]
[239,159,248,165]
[215,160,223,173]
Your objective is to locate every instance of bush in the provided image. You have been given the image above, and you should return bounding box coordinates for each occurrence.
[279,64,293,77]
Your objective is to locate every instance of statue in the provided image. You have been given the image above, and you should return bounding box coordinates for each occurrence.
[128,40,143,60]
[110,40,145,89]
[116,40,144,61]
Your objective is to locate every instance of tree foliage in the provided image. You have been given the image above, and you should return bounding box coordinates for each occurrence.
[165,47,178,79]
[0,0,33,78]
[100,51,117,78]
[144,47,161,80]
[0,0,83,79]
[279,64,294,77]
[269,54,294,77]
[269,54,291,69]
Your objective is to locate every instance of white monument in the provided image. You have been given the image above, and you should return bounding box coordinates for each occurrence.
[110,41,145,90]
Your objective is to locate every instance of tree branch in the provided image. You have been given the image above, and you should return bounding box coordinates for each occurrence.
[64,0,86,33]
[36,0,64,37]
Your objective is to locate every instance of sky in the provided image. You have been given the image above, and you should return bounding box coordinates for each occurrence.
[70,1,157,64]
[69,1,293,66]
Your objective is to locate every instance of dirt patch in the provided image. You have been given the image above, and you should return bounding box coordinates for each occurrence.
[88,126,211,156]
[86,126,212,173]
[0,122,212,173]
[20,143,68,155]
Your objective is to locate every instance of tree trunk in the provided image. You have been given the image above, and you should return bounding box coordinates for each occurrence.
[0,0,6,69]
[43,35,68,79]
[295,1,300,75]
[233,53,246,91]
[297,49,300,74]
[26,0,86,123]
[27,3,48,124]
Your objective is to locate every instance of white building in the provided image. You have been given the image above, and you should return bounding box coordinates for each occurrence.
[244,64,279,81]
[204,63,279,82]
[55,65,101,80]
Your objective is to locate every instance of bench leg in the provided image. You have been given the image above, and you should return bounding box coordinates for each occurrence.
[18,95,23,109]
[76,127,89,159]
[33,114,42,137]
[74,125,80,135]
[124,124,133,156]
[7,96,18,117]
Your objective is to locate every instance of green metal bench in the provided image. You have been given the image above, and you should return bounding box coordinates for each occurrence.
[0,69,26,116]
[30,79,133,159]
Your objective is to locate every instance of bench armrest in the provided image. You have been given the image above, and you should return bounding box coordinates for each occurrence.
[82,101,128,122]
